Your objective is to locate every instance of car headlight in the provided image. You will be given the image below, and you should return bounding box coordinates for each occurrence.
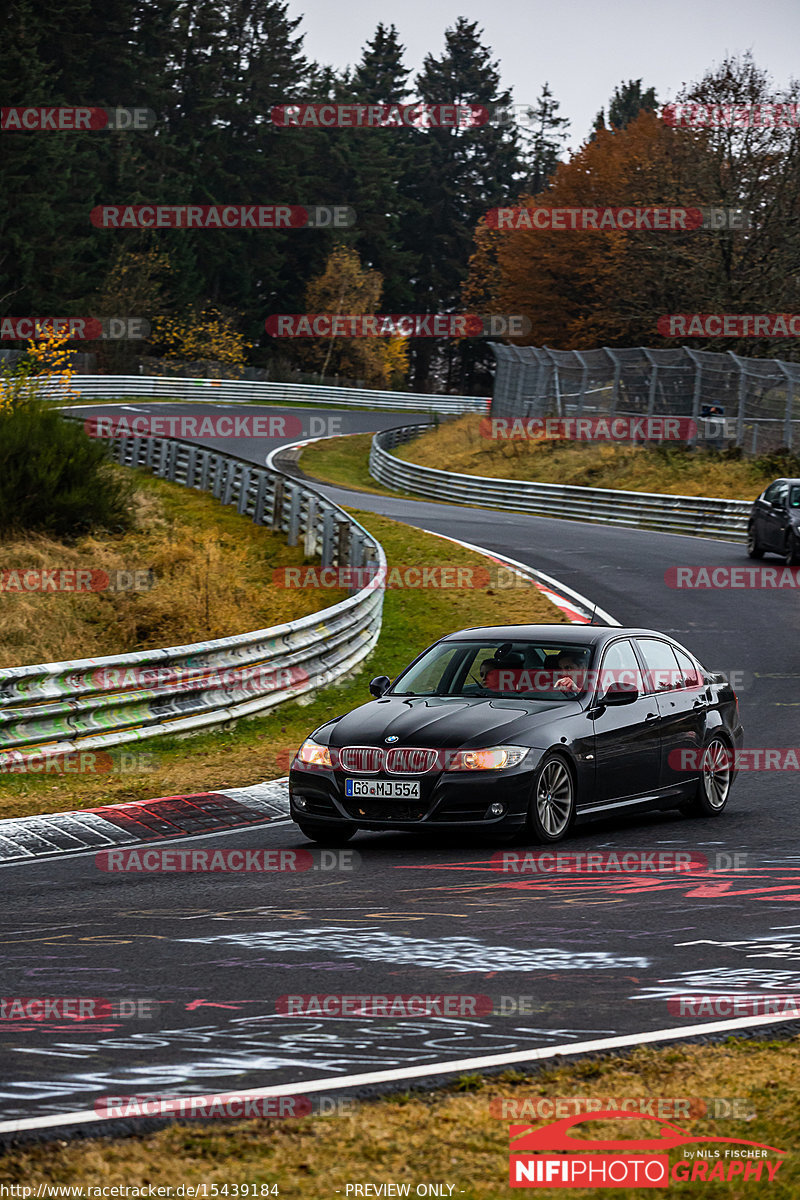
[295,738,332,768]
[445,745,529,771]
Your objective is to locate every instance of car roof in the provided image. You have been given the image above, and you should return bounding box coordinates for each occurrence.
[766,478,800,486]
[441,625,674,645]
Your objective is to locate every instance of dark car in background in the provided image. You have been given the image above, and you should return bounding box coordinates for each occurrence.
[289,624,743,844]
[747,478,800,564]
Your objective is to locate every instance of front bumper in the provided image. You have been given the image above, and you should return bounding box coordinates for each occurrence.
[289,761,538,832]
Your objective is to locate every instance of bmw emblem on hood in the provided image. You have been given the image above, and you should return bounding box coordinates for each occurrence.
[385,736,399,743]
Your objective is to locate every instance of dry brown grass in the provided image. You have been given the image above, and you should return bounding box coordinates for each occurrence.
[393,415,780,500]
[0,471,347,667]
[0,508,566,819]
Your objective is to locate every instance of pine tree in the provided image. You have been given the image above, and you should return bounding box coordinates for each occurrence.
[594,78,658,133]
[407,18,522,391]
[519,83,570,193]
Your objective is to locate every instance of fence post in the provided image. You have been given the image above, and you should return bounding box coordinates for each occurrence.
[605,348,621,418]
[778,363,794,449]
[730,352,747,447]
[645,353,658,416]
[573,351,590,416]
[687,349,703,447]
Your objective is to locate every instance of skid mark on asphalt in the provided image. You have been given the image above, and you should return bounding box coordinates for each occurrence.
[0,1015,618,1118]
[176,927,649,971]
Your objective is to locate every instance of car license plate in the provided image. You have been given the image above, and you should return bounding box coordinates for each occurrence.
[345,779,421,799]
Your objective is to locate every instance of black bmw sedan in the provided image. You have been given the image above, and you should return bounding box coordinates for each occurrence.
[289,625,744,844]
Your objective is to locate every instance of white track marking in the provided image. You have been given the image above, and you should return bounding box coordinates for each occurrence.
[1,1010,797,1135]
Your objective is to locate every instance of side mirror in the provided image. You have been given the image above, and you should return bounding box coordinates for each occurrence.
[369,675,391,698]
[601,682,639,705]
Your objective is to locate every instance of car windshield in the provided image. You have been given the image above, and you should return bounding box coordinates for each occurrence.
[391,639,594,700]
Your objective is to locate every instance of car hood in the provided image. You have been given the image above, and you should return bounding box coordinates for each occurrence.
[324,695,581,749]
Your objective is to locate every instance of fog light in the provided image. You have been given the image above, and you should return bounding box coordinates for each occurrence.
[295,797,307,810]
[488,802,505,817]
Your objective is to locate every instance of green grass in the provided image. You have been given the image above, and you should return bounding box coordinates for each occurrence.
[299,432,401,495]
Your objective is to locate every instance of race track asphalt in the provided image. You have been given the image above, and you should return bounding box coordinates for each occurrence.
[1,403,798,1136]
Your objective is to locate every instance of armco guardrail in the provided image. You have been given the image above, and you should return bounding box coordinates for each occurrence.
[39,374,489,414]
[0,433,386,767]
[369,424,751,542]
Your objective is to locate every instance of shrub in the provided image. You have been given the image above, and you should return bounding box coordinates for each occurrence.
[0,401,133,539]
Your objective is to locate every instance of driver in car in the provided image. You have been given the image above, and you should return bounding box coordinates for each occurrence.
[553,650,588,694]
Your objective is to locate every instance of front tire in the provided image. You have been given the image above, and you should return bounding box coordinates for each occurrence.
[785,532,800,566]
[294,818,356,845]
[525,754,576,843]
[746,524,764,559]
[680,736,733,817]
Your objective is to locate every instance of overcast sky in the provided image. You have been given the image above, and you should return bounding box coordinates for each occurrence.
[285,0,800,148]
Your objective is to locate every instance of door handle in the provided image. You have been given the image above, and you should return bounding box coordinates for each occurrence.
[645,713,659,722]
[693,698,707,708]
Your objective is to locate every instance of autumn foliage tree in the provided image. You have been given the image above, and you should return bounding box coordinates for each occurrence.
[465,55,800,355]
[293,244,409,388]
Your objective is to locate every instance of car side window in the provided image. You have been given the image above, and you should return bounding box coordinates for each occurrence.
[597,639,641,695]
[636,638,682,693]
[764,481,785,505]
[774,484,789,509]
[790,485,800,509]
[673,647,701,689]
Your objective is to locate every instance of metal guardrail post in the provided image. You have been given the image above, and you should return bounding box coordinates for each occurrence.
[271,478,285,531]
[287,485,301,546]
[304,495,318,557]
[253,473,269,524]
[237,466,252,515]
